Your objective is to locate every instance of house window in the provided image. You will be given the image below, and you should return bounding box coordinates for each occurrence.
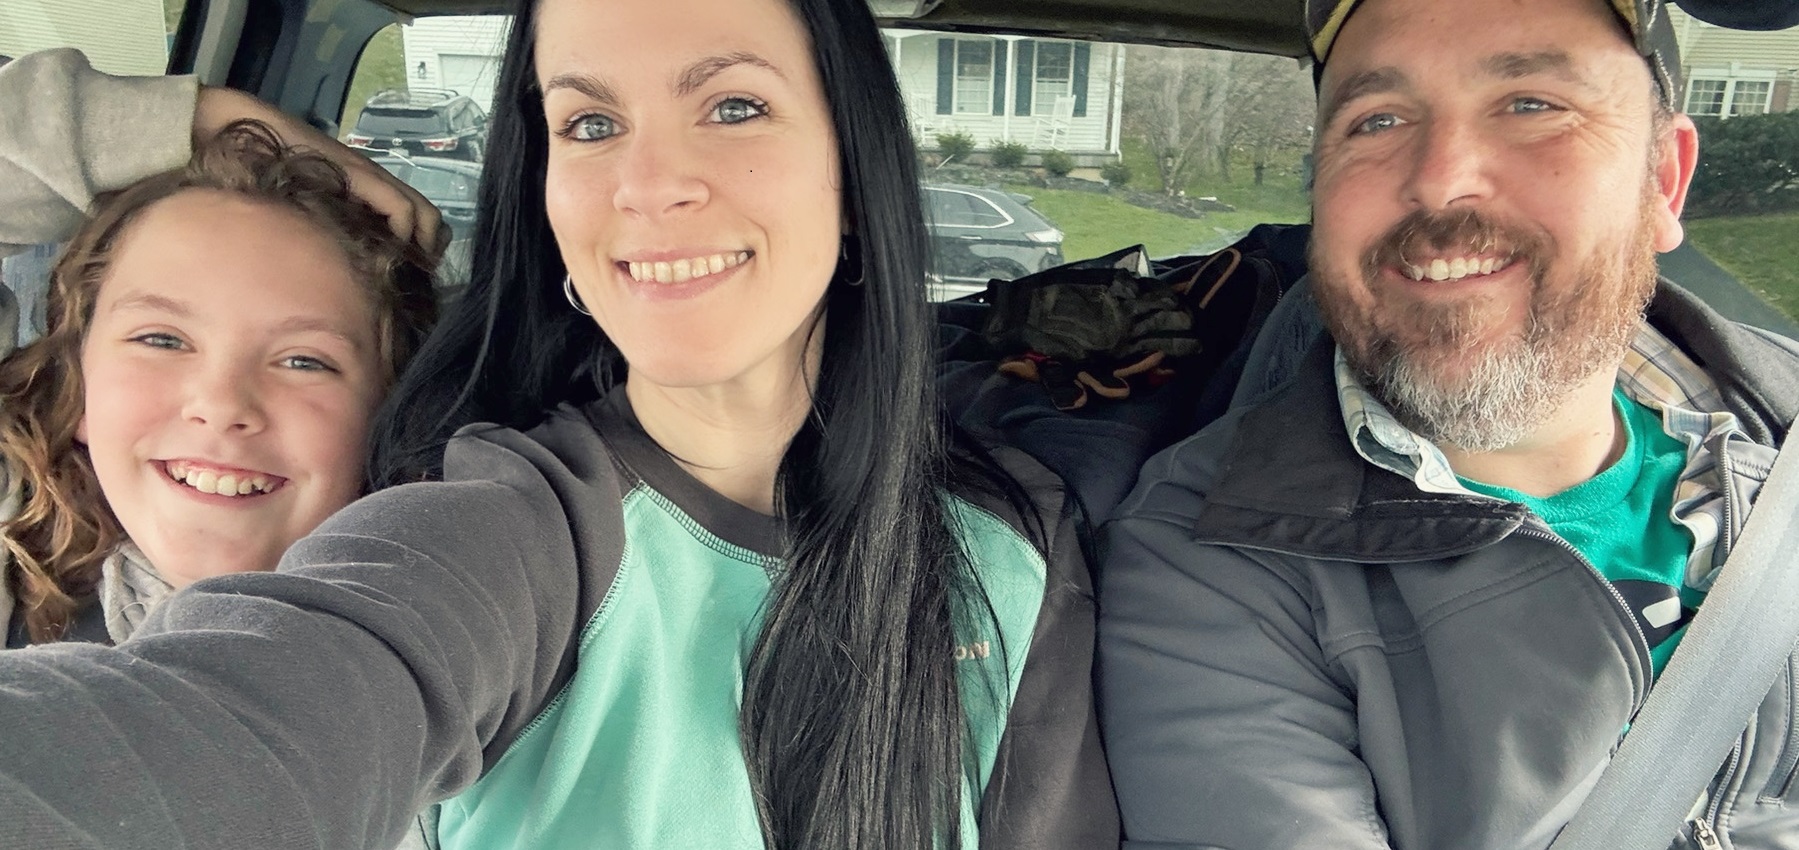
[1686,79,1727,116]
[1033,42,1074,110]
[953,39,994,115]
[1729,81,1772,116]
[1686,77,1774,118]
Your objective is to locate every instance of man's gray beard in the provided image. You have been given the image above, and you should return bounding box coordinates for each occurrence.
[1368,323,1576,453]
[1318,201,1659,455]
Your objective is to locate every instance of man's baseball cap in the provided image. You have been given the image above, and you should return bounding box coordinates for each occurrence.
[1305,0,1683,110]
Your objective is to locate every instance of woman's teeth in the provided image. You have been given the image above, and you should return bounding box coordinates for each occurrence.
[1404,255,1511,282]
[164,461,274,497]
[626,251,751,284]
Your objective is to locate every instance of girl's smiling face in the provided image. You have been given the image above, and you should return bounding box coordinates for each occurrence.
[535,0,843,394]
[78,189,386,587]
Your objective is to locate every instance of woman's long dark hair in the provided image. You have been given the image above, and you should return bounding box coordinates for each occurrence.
[366,0,998,846]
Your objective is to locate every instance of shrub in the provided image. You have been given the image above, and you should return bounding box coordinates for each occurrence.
[1040,149,1076,177]
[991,140,1029,169]
[1100,160,1133,187]
[935,131,976,164]
[1687,112,1799,217]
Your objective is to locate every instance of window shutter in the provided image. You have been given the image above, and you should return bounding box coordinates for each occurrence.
[1014,40,1035,116]
[936,38,953,114]
[1072,43,1091,117]
[992,41,1007,116]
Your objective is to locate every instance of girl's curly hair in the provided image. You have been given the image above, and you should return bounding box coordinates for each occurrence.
[0,119,439,642]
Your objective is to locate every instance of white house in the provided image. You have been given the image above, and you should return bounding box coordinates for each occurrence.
[399,16,510,114]
[1670,7,1799,116]
[884,31,1125,161]
[0,0,168,75]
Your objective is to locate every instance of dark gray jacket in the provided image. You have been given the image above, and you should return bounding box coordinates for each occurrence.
[1100,283,1799,850]
[0,400,1115,849]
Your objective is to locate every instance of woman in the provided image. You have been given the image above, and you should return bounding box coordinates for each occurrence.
[0,0,1115,847]
[0,121,438,647]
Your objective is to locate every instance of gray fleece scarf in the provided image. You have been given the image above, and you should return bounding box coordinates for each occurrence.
[98,540,172,643]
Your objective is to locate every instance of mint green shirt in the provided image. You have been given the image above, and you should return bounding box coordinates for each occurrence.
[1462,390,1697,675]
[431,402,1054,848]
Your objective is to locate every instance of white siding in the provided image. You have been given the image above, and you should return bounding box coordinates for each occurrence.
[400,16,510,113]
[0,0,168,75]
[887,32,1122,155]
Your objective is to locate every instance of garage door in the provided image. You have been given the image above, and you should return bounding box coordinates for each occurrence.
[439,53,500,113]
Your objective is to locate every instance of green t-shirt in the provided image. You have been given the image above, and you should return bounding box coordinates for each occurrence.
[1461,389,1698,676]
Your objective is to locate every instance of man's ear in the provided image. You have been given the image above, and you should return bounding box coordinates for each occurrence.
[1650,112,1700,254]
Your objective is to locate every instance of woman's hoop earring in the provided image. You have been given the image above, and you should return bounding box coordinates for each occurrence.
[563,274,592,316]
[839,236,866,287]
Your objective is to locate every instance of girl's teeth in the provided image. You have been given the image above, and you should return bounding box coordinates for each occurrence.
[167,463,272,497]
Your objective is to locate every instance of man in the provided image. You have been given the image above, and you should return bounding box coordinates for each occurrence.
[1099,1,1799,848]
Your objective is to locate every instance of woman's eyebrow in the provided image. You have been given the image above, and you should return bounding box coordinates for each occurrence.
[674,51,783,98]
[542,52,781,106]
[542,71,621,106]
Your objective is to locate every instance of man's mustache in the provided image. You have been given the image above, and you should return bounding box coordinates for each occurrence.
[1361,208,1551,281]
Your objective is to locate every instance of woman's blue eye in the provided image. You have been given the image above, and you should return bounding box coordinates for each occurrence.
[1352,113,1403,136]
[711,97,768,125]
[565,113,618,142]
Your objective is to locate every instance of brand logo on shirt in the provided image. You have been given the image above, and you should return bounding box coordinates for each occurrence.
[953,640,991,661]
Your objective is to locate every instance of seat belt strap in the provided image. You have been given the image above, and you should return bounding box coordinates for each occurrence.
[1547,413,1799,850]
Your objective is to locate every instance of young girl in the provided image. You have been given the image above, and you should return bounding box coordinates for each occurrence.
[0,120,438,646]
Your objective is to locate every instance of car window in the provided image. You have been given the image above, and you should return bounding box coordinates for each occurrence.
[0,0,188,344]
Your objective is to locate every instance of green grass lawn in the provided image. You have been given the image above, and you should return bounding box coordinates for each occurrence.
[1118,137,1312,221]
[1685,213,1799,320]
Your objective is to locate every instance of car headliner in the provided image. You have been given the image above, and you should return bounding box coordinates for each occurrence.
[370,0,1312,56]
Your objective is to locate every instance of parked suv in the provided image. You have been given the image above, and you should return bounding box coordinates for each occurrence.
[923,183,1065,289]
[346,88,488,162]
[368,153,483,286]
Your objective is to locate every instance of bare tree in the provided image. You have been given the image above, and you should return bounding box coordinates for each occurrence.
[1121,46,1233,195]
[1121,47,1314,192]
[1218,55,1315,185]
